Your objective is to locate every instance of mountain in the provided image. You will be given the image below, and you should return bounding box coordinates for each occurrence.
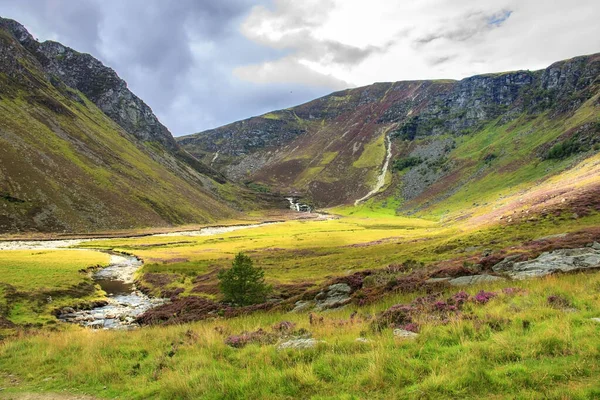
[179,54,600,214]
[0,18,264,233]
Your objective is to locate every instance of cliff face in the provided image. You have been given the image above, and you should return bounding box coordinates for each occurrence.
[178,54,600,208]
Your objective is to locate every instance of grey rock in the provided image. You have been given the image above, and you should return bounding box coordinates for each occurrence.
[492,255,522,273]
[393,329,418,339]
[355,337,372,343]
[592,242,600,251]
[590,318,600,323]
[277,338,322,350]
[291,300,312,313]
[88,320,105,329]
[448,274,506,286]
[315,283,352,310]
[501,248,600,280]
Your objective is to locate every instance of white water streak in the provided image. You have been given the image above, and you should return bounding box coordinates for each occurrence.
[354,133,392,206]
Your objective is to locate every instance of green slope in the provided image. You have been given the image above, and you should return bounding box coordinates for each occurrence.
[179,54,600,213]
[0,25,241,232]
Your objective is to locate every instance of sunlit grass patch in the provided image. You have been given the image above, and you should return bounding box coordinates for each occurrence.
[0,250,109,291]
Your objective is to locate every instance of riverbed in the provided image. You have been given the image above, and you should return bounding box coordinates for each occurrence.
[0,219,307,330]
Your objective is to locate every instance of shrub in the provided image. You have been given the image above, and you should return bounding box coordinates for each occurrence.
[218,253,271,306]
[392,157,422,171]
[545,138,582,160]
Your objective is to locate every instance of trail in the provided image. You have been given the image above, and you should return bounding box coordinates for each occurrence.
[354,132,392,206]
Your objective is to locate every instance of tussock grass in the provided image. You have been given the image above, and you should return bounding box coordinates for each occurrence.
[1,273,600,398]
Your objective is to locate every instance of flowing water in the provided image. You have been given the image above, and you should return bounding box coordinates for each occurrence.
[354,132,393,206]
[0,219,305,329]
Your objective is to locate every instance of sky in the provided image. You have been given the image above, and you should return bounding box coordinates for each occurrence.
[0,0,599,136]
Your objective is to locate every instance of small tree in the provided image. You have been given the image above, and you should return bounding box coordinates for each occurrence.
[218,252,271,306]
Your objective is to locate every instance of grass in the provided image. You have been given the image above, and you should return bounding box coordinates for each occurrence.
[0,250,109,291]
[1,273,600,399]
[352,133,386,169]
[0,250,109,326]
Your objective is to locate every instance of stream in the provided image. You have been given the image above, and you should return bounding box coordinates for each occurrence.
[0,217,317,330]
[354,132,393,206]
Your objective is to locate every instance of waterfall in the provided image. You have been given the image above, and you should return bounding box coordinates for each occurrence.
[354,133,392,206]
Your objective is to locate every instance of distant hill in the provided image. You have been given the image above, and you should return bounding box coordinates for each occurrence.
[179,53,600,214]
[0,18,268,233]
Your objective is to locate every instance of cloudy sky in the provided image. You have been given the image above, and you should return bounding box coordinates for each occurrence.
[0,0,599,136]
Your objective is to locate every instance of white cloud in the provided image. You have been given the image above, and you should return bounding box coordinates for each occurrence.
[238,0,600,87]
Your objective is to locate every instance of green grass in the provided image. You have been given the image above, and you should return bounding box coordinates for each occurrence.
[1,272,600,399]
[352,133,386,169]
[0,250,109,291]
[0,250,109,325]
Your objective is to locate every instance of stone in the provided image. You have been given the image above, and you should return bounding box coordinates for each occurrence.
[277,338,321,350]
[393,329,418,339]
[355,337,371,343]
[501,248,600,280]
[291,301,311,313]
[492,255,521,273]
[448,274,506,286]
[61,307,75,314]
[88,320,105,329]
[592,242,600,251]
[314,283,352,310]
[590,318,600,323]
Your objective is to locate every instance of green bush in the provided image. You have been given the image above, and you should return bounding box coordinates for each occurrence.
[393,157,422,171]
[545,138,582,160]
[218,253,271,306]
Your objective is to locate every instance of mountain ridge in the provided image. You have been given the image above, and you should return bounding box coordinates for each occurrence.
[178,53,600,213]
[0,17,273,233]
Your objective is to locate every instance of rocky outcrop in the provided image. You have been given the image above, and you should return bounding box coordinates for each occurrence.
[493,247,600,279]
[314,283,352,310]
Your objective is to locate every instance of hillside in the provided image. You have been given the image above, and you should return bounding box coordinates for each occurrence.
[0,18,272,234]
[178,54,600,214]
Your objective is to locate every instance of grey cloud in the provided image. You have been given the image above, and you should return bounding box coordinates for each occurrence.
[414,8,513,46]
[0,0,342,135]
[427,54,457,66]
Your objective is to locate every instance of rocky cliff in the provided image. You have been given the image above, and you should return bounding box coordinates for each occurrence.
[179,53,600,211]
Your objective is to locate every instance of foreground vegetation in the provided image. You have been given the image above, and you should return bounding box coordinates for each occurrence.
[1,273,600,399]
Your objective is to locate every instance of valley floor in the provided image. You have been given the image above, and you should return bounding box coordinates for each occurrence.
[1,192,600,399]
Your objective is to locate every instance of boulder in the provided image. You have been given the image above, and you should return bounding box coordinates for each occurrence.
[277,338,321,350]
[314,283,352,310]
[496,248,600,280]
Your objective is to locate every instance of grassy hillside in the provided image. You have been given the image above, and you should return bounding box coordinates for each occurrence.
[179,54,600,211]
[0,23,259,233]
